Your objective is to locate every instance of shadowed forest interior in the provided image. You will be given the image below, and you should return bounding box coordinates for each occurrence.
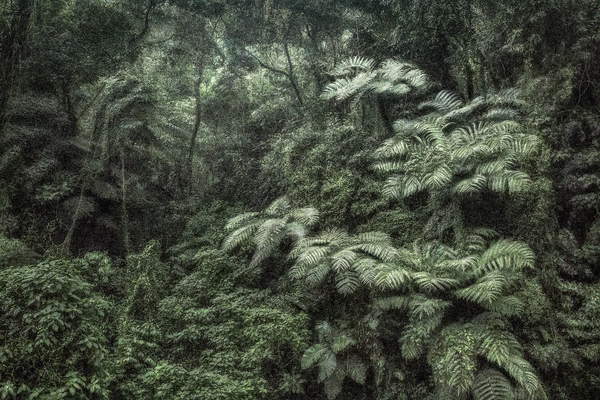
[1,0,600,399]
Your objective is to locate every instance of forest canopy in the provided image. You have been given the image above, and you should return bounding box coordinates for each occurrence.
[1,0,600,399]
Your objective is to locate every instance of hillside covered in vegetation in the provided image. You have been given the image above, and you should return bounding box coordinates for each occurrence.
[1,1,600,399]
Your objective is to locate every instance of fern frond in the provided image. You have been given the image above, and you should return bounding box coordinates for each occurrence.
[473,368,514,400]
[290,207,319,227]
[225,212,261,231]
[419,90,464,113]
[222,222,262,252]
[373,263,413,290]
[413,272,460,293]
[265,196,291,216]
[331,56,375,76]
[477,240,535,274]
[455,271,509,306]
[336,270,361,295]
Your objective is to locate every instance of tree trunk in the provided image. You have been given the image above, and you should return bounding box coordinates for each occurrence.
[185,65,204,188]
[120,147,130,256]
[377,98,395,136]
[0,0,34,129]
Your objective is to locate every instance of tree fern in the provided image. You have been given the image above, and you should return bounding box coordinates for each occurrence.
[322,57,430,103]
[374,89,540,202]
[473,368,514,400]
[222,196,319,267]
[289,229,398,294]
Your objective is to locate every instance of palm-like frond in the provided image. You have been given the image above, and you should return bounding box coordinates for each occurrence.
[322,58,430,104]
[473,368,514,400]
[222,196,319,267]
[290,230,398,294]
[374,89,540,201]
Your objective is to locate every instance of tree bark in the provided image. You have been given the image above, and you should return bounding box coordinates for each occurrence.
[120,147,130,256]
[185,64,205,186]
[377,98,395,136]
[0,0,34,129]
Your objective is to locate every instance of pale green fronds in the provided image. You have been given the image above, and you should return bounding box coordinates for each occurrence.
[301,343,328,369]
[221,222,262,252]
[336,270,361,295]
[331,56,375,76]
[386,83,412,97]
[476,158,516,175]
[477,240,535,274]
[250,218,288,267]
[443,96,487,121]
[485,295,525,317]
[483,108,519,122]
[323,58,429,104]
[373,160,405,173]
[374,136,411,158]
[499,357,544,397]
[454,175,488,194]
[383,175,425,199]
[419,90,464,113]
[409,295,451,319]
[413,272,460,293]
[286,222,307,241]
[424,165,453,189]
[225,211,261,231]
[331,249,358,272]
[488,170,532,193]
[351,242,398,262]
[479,330,522,366]
[322,78,354,100]
[444,255,478,271]
[289,262,309,280]
[294,245,331,266]
[353,257,380,286]
[455,271,509,306]
[473,368,514,400]
[509,136,540,156]
[379,60,419,82]
[414,120,446,145]
[400,313,443,360]
[290,207,320,227]
[265,196,291,216]
[392,119,417,134]
[304,263,331,287]
[355,231,393,244]
[373,263,413,290]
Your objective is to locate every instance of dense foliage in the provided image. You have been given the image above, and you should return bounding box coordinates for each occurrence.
[1,0,600,399]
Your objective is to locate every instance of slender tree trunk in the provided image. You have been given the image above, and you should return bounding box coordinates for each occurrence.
[185,65,204,188]
[0,0,34,129]
[465,60,474,100]
[283,41,304,107]
[62,88,105,254]
[305,24,324,97]
[62,179,88,254]
[120,147,130,256]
